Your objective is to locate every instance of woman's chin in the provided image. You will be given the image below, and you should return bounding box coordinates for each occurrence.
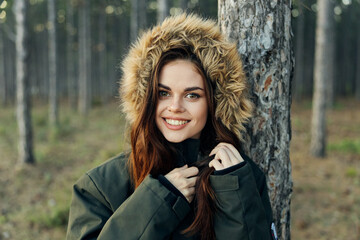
[163,135,187,143]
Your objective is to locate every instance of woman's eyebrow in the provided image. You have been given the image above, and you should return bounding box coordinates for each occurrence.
[158,83,171,90]
[159,84,204,92]
[184,87,204,92]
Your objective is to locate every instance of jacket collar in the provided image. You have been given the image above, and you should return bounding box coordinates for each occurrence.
[171,138,201,167]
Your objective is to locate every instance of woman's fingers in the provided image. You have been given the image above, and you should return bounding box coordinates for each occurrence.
[168,165,198,177]
[215,148,232,168]
[209,142,244,170]
[210,143,241,161]
[216,142,243,161]
[182,166,199,178]
[209,159,223,170]
[187,176,197,187]
[165,166,198,203]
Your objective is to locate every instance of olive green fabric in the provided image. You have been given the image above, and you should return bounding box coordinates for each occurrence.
[210,159,271,239]
[66,152,273,240]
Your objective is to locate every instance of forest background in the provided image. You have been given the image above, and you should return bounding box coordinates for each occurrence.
[0,0,359,239]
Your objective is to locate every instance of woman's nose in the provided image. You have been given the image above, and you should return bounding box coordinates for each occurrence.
[168,97,185,112]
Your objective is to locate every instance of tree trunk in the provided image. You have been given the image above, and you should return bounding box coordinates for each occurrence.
[310,0,333,157]
[294,3,304,100]
[66,0,77,109]
[157,0,169,23]
[98,5,107,104]
[41,30,49,100]
[78,0,91,115]
[356,11,360,101]
[344,9,353,97]
[32,29,41,98]
[218,1,293,239]
[326,3,335,107]
[14,0,35,164]
[130,0,138,42]
[0,26,6,106]
[48,0,58,126]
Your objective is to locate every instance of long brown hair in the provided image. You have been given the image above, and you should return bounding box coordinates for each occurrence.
[129,47,242,239]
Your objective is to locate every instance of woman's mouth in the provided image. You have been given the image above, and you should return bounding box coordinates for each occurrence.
[163,118,190,130]
[164,118,189,126]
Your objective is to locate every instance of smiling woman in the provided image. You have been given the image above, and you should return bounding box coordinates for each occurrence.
[66,14,275,240]
[156,58,208,143]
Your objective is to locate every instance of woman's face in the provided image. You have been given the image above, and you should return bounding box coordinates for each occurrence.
[156,59,208,143]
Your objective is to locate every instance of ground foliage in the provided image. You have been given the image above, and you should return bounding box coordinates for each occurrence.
[0,99,359,239]
[291,99,360,239]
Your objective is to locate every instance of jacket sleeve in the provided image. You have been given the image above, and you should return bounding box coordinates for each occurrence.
[66,173,190,240]
[210,161,273,240]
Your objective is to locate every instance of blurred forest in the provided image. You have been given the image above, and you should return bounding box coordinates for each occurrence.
[0,0,218,108]
[0,0,360,239]
[0,0,359,106]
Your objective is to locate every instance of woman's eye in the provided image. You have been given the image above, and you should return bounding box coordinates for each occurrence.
[159,90,170,97]
[186,93,200,99]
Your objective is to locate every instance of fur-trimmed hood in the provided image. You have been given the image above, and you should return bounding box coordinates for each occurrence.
[120,14,253,141]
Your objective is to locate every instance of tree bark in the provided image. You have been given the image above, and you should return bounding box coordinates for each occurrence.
[310,0,333,157]
[157,0,169,23]
[14,0,35,164]
[66,0,77,109]
[48,0,58,126]
[78,0,91,115]
[218,1,293,239]
[0,26,6,106]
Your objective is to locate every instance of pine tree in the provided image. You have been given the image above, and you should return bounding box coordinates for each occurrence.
[219,1,293,239]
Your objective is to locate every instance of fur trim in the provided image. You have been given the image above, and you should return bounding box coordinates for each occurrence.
[120,14,253,141]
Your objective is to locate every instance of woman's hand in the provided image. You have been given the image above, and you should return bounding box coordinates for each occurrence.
[165,165,199,203]
[209,142,244,171]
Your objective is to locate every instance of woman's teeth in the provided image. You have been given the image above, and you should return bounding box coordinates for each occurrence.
[165,119,189,126]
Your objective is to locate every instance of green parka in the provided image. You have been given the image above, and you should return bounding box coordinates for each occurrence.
[66,141,273,240]
[67,14,276,240]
